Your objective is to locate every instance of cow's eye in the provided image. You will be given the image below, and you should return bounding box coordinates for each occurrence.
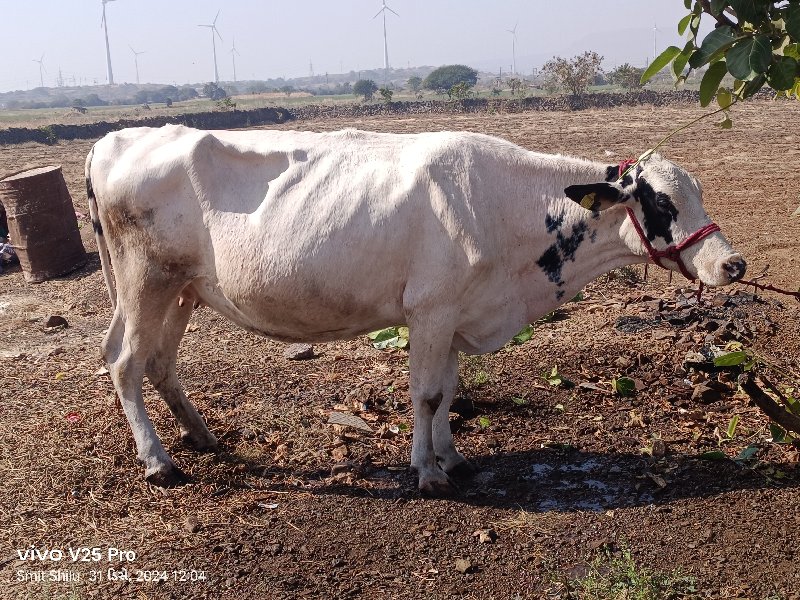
[656,194,672,209]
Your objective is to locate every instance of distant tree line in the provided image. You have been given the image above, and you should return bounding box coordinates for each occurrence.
[5,85,200,110]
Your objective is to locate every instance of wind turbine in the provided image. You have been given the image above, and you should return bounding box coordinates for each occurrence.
[129,46,145,85]
[32,54,46,88]
[230,37,241,82]
[373,0,399,84]
[506,23,518,76]
[101,0,117,84]
[653,22,659,63]
[198,10,223,83]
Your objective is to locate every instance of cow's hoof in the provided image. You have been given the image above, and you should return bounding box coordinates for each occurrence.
[180,429,218,452]
[145,464,190,488]
[418,474,459,498]
[445,458,478,479]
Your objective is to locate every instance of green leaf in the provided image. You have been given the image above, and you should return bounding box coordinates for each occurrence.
[713,351,748,366]
[729,0,763,24]
[717,87,733,108]
[768,56,799,90]
[784,43,800,60]
[699,450,728,461]
[678,13,693,36]
[750,35,772,74]
[769,423,787,443]
[719,116,733,129]
[734,445,759,462]
[641,46,682,83]
[700,60,729,106]
[684,0,692,9]
[727,38,757,79]
[511,396,527,405]
[788,4,800,42]
[511,324,534,345]
[673,42,694,78]
[710,0,726,16]
[741,72,767,98]
[612,377,636,397]
[689,26,737,69]
[726,414,740,439]
[478,416,491,429]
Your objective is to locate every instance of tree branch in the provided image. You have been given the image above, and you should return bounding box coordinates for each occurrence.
[698,0,738,28]
[738,374,800,435]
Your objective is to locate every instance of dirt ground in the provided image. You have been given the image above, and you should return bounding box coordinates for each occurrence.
[1,101,799,600]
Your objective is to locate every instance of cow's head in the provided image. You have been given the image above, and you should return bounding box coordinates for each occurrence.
[564,154,745,286]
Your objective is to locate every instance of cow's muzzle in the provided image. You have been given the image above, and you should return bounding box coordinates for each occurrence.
[721,255,747,283]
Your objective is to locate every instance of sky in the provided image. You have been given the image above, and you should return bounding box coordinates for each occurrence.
[0,1,711,93]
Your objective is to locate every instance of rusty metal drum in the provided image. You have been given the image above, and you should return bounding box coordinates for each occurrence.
[0,165,87,283]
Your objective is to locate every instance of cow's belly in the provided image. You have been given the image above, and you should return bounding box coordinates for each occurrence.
[197,235,407,342]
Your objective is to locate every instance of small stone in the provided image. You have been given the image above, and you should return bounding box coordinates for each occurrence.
[184,516,201,533]
[284,343,314,360]
[692,384,721,404]
[473,529,498,544]
[614,356,632,369]
[711,293,729,308]
[330,462,352,476]
[45,315,68,328]
[454,558,473,574]
[331,445,349,461]
[651,439,667,458]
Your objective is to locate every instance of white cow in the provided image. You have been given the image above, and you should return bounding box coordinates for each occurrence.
[86,125,745,495]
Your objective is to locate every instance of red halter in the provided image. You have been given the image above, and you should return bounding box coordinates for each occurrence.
[618,161,720,282]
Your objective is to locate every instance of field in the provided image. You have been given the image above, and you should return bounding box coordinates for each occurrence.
[1,101,799,599]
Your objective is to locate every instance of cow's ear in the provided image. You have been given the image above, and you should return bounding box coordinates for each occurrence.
[564,182,625,212]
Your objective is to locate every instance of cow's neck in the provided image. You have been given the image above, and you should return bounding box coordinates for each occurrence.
[518,156,645,318]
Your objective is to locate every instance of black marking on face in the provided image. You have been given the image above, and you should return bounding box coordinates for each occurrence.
[545,211,565,233]
[633,177,678,244]
[536,222,588,289]
[556,290,565,300]
[605,165,633,187]
[590,230,597,243]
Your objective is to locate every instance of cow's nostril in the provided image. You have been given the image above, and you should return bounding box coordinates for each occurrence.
[723,257,746,282]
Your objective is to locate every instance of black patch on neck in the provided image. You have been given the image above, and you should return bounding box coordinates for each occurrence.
[545,211,565,233]
[536,222,588,289]
[605,165,633,187]
[633,177,678,243]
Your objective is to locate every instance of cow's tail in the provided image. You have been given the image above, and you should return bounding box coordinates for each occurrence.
[85,145,117,309]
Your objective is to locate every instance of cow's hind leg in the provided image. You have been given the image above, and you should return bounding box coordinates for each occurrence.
[432,349,476,478]
[103,271,188,487]
[145,299,217,452]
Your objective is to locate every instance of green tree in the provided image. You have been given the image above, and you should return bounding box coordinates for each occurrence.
[506,77,527,98]
[449,81,473,100]
[407,76,423,93]
[608,63,646,90]
[280,85,295,97]
[644,1,800,107]
[379,87,393,103]
[353,79,378,101]
[422,65,478,95]
[540,52,604,97]
[203,82,227,100]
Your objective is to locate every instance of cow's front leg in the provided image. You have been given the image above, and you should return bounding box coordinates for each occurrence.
[408,315,459,496]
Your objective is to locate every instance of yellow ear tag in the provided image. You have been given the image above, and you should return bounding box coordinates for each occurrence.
[580,192,596,210]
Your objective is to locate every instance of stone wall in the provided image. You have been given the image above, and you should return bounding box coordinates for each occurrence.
[0,91,714,146]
